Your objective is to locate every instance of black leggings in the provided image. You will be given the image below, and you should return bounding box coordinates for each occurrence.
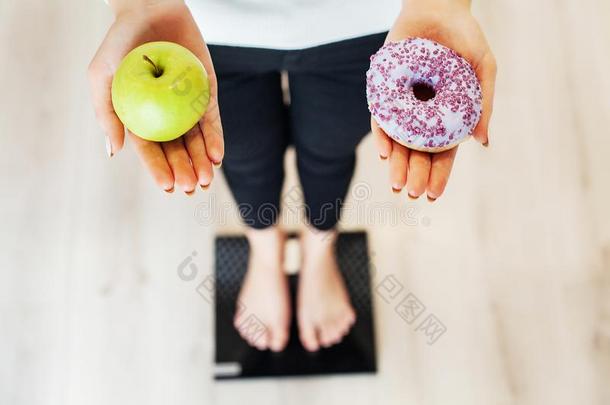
[209,33,386,230]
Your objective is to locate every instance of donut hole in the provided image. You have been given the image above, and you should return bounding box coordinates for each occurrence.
[412,81,436,102]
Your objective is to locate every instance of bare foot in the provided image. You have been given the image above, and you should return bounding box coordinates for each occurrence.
[234,226,291,352]
[297,227,356,352]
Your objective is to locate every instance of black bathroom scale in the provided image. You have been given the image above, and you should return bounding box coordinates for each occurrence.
[214,231,377,379]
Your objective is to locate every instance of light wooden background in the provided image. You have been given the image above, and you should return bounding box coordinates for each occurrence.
[1,1,610,404]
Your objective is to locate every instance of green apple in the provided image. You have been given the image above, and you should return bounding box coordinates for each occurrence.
[111,41,209,142]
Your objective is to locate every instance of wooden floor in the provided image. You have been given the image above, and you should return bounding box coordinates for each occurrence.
[2,0,610,404]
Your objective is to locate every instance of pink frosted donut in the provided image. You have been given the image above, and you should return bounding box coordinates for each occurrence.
[366,38,482,153]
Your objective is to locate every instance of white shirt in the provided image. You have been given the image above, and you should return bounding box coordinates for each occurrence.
[186,0,400,49]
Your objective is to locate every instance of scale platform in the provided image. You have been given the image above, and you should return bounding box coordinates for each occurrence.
[213,231,377,379]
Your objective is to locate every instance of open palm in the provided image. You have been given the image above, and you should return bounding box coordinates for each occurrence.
[373,2,496,201]
[88,2,223,194]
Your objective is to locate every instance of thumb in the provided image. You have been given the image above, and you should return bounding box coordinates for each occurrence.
[472,52,497,146]
[371,117,393,159]
[87,25,136,156]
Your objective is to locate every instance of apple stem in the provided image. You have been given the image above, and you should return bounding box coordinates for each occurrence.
[142,55,162,77]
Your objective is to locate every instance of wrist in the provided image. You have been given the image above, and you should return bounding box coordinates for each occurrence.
[402,0,471,13]
[109,0,184,19]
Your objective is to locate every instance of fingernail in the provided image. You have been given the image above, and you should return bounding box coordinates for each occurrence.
[185,189,195,196]
[213,161,222,168]
[200,183,210,190]
[392,186,401,194]
[482,141,489,148]
[408,192,419,200]
[380,154,388,160]
[164,186,174,194]
[105,135,113,158]
[427,195,437,202]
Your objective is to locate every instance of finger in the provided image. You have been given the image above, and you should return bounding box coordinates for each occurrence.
[184,125,214,188]
[199,96,224,165]
[88,59,125,156]
[180,25,225,165]
[406,150,431,199]
[371,117,393,160]
[86,20,141,156]
[161,138,198,194]
[151,9,224,164]
[472,52,497,146]
[389,142,410,192]
[129,132,174,192]
[427,146,458,200]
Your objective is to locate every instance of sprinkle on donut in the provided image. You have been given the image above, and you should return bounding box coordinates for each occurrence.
[366,38,482,153]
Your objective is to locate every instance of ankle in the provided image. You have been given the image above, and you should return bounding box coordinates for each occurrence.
[301,225,336,250]
[300,226,338,271]
[246,226,285,270]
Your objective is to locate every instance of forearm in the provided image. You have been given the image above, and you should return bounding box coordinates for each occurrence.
[402,0,471,10]
[107,0,184,17]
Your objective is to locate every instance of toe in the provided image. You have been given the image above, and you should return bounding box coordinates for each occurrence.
[269,327,289,352]
[338,319,352,338]
[236,317,270,351]
[252,331,269,351]
[326,330,344,347]
[331,332,344,345]
[319,324,339,348]
[299,322,320,352]
[233,315,242,330]
[340,310,356,338]
[346,308,356,327]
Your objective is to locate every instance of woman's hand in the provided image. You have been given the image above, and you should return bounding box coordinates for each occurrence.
[372,0,496,201]
[88,0,223,194]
